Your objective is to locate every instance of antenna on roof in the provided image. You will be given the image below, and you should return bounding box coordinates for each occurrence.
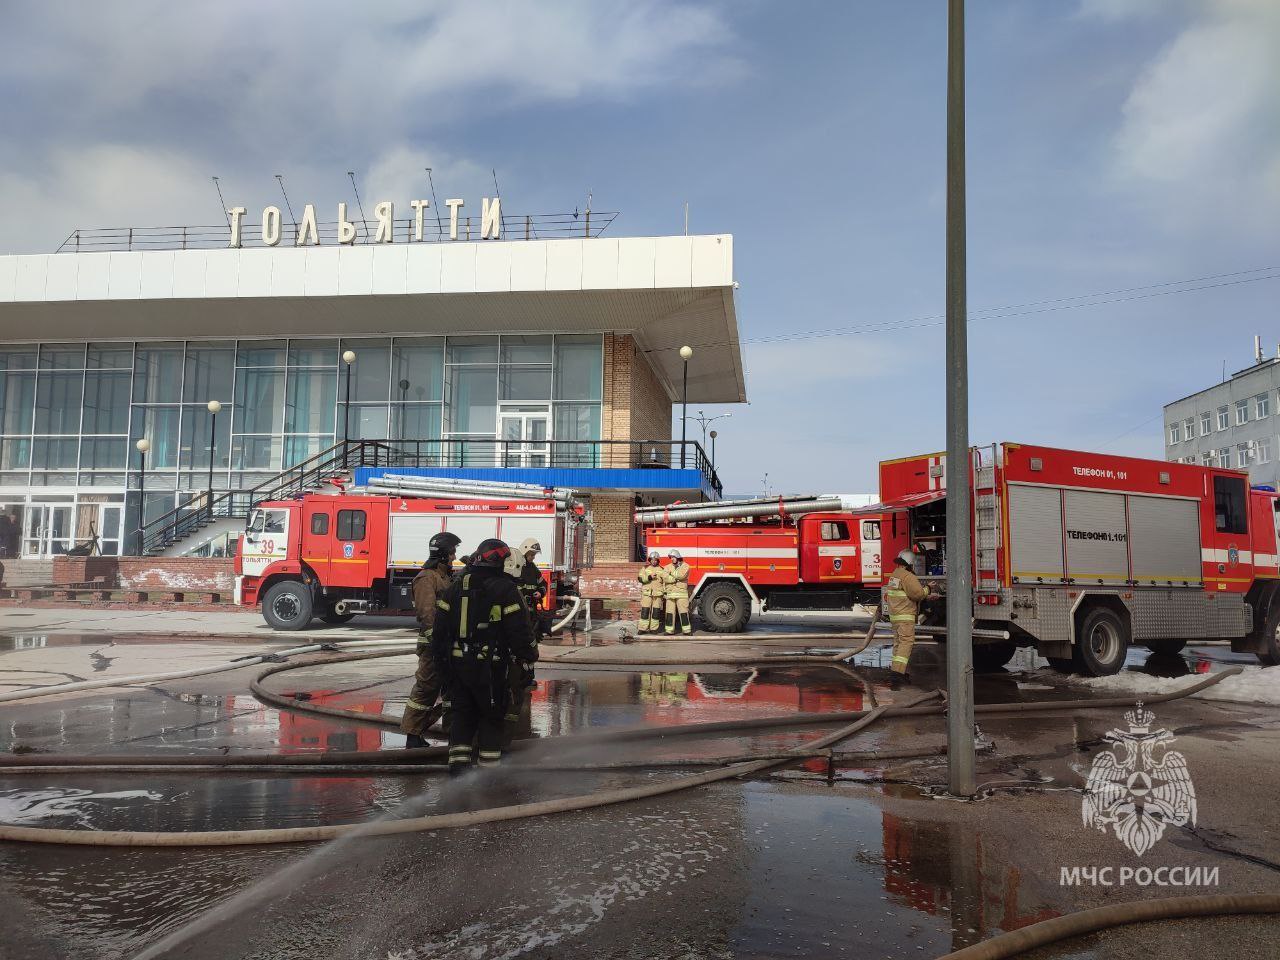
[347,171,370,241]
[274,175,298,232]
[424,167,443,239]
[211,176,231,228]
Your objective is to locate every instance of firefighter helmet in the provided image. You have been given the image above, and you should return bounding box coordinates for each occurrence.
[668,549,683,561]
[895,549,918,568]
[427,531,462,560]
[519,537,542,556]
[647,550,660,562]
[471,538,512,568]
[504,552,525,579]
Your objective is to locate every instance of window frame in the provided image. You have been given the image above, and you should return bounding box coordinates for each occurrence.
[1258,394,1271,419]
[1214,475,1249,535]
[310,512,330,536]
[820,520,851,541]
[336,508,366,542]
[1236,399,1249,426]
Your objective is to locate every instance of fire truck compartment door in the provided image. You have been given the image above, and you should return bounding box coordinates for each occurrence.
[329,506,378,588]
[859,519,882,583]
[1062,490,1128,584]
[1007,484,1064,582]
[388,514,447,567]
[241,507,290,579]
[499,514,561,567]
[1127,494,1202,585]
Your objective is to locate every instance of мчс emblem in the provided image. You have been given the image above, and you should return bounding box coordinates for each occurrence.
[1082,703,1196,856]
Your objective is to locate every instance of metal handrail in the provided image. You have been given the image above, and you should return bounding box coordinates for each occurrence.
[135,437,718,554]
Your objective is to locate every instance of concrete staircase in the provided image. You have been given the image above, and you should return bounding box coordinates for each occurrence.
[0,558,55,587]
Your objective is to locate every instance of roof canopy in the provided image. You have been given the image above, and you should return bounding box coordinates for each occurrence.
[0,234,744,403]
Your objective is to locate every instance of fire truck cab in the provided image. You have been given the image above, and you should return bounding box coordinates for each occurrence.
[873,443,1280,674]
[236,489,588,630]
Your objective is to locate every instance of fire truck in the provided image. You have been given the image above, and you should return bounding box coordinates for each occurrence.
[236,475,590,630]
[637,495,886,633]
[871,442,1280,674]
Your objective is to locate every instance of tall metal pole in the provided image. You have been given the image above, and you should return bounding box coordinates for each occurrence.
[679,345,693,468]
[945,0,977,797]
[342,350,356,446]
[206,400,221,519]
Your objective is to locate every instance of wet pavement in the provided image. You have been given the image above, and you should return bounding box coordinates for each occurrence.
[2,630,1279,959]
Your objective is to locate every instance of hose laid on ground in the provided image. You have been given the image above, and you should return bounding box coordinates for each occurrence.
[0,638,416,706]
[548,595,583,633]
[0,690,942,847]
[0,747,446,767]
[936,894,1280,960]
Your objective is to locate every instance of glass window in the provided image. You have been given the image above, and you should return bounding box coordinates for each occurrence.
[862,520,881,540]
[232,436,282,471]
[34,371,83,434]
[1218,407,1230,430]
[0,370,36,434]
[1168,423,1181,445]
[1257,437,1272,464]
[1219,447,1230,465]
[32,437,78,469]
[87,343,133,369]
[1183,417,1194,438]
[336,509,366,541]
[1200,412,1212,435]
[286,368,337,434]
[236,340,287,367]
[1237,443,1251,468]
[311,512,329,535]
[133,344,184,403]
[182,343,234,403]
[447,335,498,364]
[284,435,333,467]
[79,437,127,470]
[552,403,601,466]
[393,337,444,402]
[82,371,130,434]
[179,406,231,470]
[234,368,285,434]
[1236,399,1249,425]
[0,437,31,469]
[0,346,38,370]
[341,338,391,402]
[501,335,552,365]
[131,407,181,469]
[1214,476,1248,534]
[554,335,603,401]
[500,367,553,401]
[1201,452,1213,466]
[39,344,86,369]
[263,509,287,534]
[446,366,497,433]
[288,339,339,367]
[394,403,442,443]
[1258,394,1270,419]
[820,521,850,541]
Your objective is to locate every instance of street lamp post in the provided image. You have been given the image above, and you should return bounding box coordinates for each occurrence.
[134,438,150,556]
[206,400,221,519]
[342,350,357,446]
[679,345,693,468]
[709,429,718,472]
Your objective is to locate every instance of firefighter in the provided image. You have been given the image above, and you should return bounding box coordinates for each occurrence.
[500,549,538,744]
[883,548,929,683]
[663,549,693,636]
[515,537,548,639]
[398,531,460,748]
[636,551,664,633]
[432,538,538,774]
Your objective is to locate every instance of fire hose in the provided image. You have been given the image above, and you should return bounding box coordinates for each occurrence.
[0,668,1242,846]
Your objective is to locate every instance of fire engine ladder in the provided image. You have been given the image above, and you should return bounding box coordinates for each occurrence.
[972,444,1001,594]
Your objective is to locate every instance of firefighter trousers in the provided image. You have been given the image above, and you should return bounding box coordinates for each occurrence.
[446,659,508,772]
[639,591,663,632]
[665,596,692,635]
[503,662,533,746]
[891,620,916,675]
[398,647,443,738]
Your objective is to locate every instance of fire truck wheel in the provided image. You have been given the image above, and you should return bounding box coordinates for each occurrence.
[262,580,315,631]
[320,607,356,625]
[1259,602,1280,666]
[697,581,752,633]
[1046,657,1075,673]
[1072,606,1129,677]
[1145,638,1187,656]
[971,641,1017,672]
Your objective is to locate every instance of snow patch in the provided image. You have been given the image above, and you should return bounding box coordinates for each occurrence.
[1067,668,1280,706]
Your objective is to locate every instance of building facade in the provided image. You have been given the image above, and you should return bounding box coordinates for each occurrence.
[0,226,743,562]
[1163,346,1280,488]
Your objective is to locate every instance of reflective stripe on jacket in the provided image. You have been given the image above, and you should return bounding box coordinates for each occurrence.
[883,565,928,623]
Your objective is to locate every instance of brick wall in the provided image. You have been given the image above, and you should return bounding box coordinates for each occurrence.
[580,561,642,620]
[590,491,640,563]
[602,333,673,444]
[629,345,672,443]
[52,556,236,592]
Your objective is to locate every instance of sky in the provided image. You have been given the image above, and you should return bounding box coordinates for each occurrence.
[0,0,1276,494]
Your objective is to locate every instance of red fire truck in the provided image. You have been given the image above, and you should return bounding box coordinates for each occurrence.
[872,442,1280,674]
[236,476,590,630]
[638,495,886,633]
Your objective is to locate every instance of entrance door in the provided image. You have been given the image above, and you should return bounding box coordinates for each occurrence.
[500,406,550,468]
[23,505,74,556]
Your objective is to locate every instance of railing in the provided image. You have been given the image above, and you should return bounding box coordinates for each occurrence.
[57,212,619,254]
[135,437,719,555]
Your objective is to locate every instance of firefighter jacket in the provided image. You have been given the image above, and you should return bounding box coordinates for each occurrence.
[516,559,546,612]
[637,564,665,600]
[431,567,539,673]
[412,562,453,630]
[662,561,692,600]
[883,564,928,623]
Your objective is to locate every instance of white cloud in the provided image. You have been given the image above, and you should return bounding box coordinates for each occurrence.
[1106,0,1280,226]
